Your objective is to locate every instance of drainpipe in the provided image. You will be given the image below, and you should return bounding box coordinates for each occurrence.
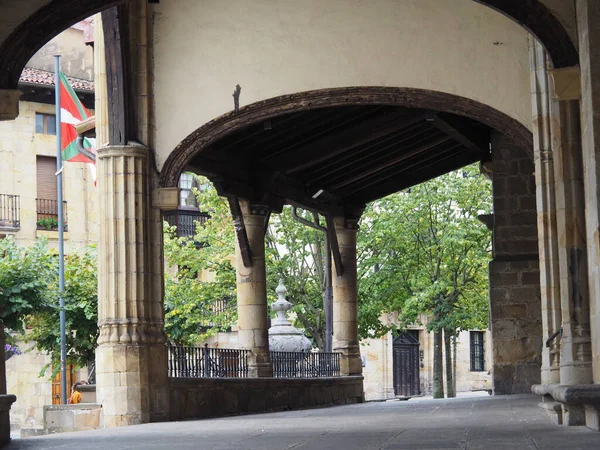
[291,207,333,352]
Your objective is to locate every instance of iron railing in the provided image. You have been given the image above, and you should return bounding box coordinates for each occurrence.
[36,198,68,231]
[0,194,20,229]
[164,209,210,239]
[168,344,250,378]
[198,297,236,329]
[270,351,341,378]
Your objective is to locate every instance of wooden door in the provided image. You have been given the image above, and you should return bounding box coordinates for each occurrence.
[51,364,75,404]
[393,331,420,397]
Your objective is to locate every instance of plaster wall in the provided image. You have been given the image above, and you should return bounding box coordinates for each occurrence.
[152,0,531,168]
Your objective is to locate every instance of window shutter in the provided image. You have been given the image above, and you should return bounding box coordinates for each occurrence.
[36,156,58,201]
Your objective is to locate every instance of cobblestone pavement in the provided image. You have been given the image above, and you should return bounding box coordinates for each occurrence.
[7,394,600,449]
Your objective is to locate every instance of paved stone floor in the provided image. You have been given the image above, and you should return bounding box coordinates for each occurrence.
[7,394,600,449]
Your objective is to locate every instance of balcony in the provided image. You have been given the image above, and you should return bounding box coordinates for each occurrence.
[164,209,210,245]
[36,198,68,231]
[0,194,20,231]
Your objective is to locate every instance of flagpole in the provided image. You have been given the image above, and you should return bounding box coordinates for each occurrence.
[54,55,68,405]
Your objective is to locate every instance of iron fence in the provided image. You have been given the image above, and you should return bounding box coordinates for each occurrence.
[36,198,68,230]
[270,351,341,378]
[0,194,20,229]
[168,344,250,378]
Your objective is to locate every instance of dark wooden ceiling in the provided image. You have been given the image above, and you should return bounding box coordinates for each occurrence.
[188,105,491,215]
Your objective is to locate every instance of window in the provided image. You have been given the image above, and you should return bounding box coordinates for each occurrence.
[470,331,485,372]
[35,113,56,135]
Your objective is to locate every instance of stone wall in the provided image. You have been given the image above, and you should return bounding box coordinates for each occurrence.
[490,131,542,394]
[168,377,364,421]
[0,100,98,250]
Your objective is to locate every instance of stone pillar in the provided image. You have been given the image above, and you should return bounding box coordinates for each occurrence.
[489,131,542,394]
[530,41,561,385]
[547,71,593,388]
[235,200,272,377]
[332,216,362,376]
[95,145,169,427]
[576,0,600,386]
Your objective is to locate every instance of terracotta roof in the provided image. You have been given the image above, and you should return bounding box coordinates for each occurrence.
[19,67,94,92]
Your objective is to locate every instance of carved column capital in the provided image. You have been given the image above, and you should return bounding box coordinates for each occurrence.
[0,89,21,121]
[549,66,581,101]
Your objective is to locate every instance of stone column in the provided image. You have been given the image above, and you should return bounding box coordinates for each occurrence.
[576,0,600,386]
[489,131,542,394]
[332,216,362,376]
[530,41,562,385]
[95,144,169,427]
[235,200,272,377]
[547,70,593,388]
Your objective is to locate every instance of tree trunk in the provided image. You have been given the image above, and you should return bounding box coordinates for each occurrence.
[452,334,457,396]
[444,329,455,398]
[433,329,444,399]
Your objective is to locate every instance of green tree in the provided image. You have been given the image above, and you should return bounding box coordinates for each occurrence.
[162,182,237,345]
[357,163,492,398]
[24,246,98,375]
[0,236,53,333]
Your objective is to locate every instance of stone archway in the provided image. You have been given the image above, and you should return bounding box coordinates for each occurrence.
[160,86,533,189]
[474,0,578,69]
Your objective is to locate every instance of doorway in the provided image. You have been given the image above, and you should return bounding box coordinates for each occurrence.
[393,330,420,397]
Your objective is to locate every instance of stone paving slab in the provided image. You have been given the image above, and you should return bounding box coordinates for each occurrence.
[7,394,600,449]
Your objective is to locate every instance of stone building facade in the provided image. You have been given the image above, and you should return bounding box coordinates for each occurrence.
[0,24,97,429]
[361,322,492,401]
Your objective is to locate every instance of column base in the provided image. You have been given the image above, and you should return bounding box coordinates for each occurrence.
[334,343,362,376]
[96,344,169,427]
[0,395,16,446]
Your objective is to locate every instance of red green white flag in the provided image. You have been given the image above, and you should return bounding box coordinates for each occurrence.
[59,72,96,183]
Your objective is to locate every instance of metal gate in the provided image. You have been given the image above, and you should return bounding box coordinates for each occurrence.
[393,331,420,397]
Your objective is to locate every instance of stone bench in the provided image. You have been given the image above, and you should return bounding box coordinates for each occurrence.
[532,383,600,429]
[42,403,102,435]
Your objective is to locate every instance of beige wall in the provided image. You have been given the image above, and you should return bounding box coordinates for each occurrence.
[5,345,53,427]
[26,26,93,81]
[361,328,492,401]
[152,0,531,168]
[0,100,98,251]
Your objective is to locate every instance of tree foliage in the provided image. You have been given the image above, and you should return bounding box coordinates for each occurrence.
[163,183,237,345]
[0,236,98,375]
[0,236,53,332]
[24,246,98,375]
[358,164,492,335]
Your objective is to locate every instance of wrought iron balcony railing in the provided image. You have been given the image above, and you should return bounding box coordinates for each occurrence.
[163,209,210,239]
[36,198,68,231]
[0,194,20,230]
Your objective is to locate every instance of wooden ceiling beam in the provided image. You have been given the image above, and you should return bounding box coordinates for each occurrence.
[307,120,431,182]
[428,113,489,152]
[257,106,379,160]
[352,150,481,204]
[343,141,464,195]
[264,109,417,173]
[328,134,452,190]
